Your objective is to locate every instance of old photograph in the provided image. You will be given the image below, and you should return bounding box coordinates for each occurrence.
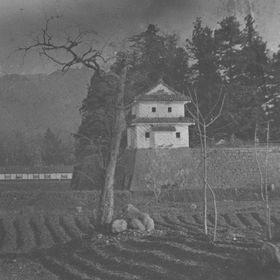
[0,0,280,279]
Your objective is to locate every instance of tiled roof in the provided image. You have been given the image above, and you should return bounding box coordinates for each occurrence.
[135,81,190,102]
[131,117,194,125]
[0,165,73,174]
[151,126,176,132]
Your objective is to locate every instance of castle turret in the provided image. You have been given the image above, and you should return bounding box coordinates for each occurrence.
[127,81,194,149]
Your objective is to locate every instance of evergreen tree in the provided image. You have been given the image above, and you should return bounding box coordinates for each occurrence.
[75,71,119,164]
[215,15,269,140]
[214,16,242,83]
[186,18,222,139]
[263,50,280,141]
[129,24,190,92]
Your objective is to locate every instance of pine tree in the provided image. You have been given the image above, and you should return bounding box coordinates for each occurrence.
[75,71,119,166]
[129,24,190,91]
[215,16,242,83]
[263,50,280,141]
[186,18,222,139]
[217,15,269,140]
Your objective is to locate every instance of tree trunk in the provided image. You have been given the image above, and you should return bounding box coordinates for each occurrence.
[98,67,127,227]
[265,121,272,240]
[203,124,208,235]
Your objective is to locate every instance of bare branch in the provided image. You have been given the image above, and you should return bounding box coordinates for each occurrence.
[16,17,103,73]
[186,88,205,124]
[206,90,226,128]
[205,86,224,122]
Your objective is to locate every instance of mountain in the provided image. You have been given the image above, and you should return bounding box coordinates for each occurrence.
[0,68,93,139]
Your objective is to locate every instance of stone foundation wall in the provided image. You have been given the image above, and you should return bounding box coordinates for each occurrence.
[130,147,280,191]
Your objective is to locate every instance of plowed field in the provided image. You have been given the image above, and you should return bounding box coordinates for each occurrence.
[1,207,280,280]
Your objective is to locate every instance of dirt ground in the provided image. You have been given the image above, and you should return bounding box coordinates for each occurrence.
[0,197,279,280]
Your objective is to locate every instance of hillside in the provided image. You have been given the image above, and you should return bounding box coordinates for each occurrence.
[0,68,93,139]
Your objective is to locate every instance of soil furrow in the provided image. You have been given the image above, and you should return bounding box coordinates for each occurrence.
[30,215,54,249]
[80,246,185,280]
[123,238,239,263]
[236,213,251,227]
[0,218,6,249]
[59,216,83,240]
[192,214,203,225]
[44,216,67,244]
[70,252,141,280]
[74,216,94,235]
[251,212,266,227]
[13,219,23,250]
[102,241,202,276]
[161,215,190,232]
[39,255,92,280]
[221,214,238,228]
[2,219,16,252]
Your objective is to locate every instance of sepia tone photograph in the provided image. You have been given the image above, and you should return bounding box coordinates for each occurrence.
[0,0,280,279]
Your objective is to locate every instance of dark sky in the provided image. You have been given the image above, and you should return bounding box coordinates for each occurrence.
[1,0,280,74]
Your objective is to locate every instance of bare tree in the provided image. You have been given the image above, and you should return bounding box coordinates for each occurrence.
[186,87,225,240]
[264,121,272,240]
[254,123,265,201]
[18,18,128,229]
[144,150,171,204]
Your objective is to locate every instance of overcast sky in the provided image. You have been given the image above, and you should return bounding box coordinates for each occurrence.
[1,0,280,74]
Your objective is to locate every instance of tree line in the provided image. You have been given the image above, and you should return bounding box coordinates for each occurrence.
[0,128,75,166]
[75,15,280,160]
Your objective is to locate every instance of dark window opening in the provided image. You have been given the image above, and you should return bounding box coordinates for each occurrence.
[168,107,172,112]
[176,132,181,138]
[61,174,68,179]
[145,132,150,138]
[152,107,156,112]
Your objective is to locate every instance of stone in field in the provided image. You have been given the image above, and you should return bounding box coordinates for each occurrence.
[126,204,142,219]
[142,213,155,232]
[129,218,146,231]
[111,219,127,233]
[126,204,155,232]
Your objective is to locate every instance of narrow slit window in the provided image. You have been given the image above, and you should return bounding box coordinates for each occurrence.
[145,132,150,138]
[168,107,172,113]
[176,132,181,138]
[152,107,156,112]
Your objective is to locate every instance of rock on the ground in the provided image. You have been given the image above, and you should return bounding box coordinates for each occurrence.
[142,213,155,232]
[126,204,142,219]
[126,204,155,232]
[129,218,146,231]
[111,219,127,233]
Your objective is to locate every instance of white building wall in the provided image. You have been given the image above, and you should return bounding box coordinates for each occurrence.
[153,131,174,147]
[132,123,190,149]
[173,124,190,147]
[137,102,186,118]
[135,125,151,148]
